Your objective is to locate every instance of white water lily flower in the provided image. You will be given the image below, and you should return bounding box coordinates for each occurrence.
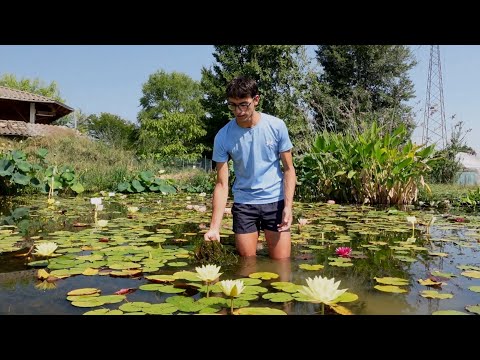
[108,192,116,197]
[96,204,104,211]
[406,216,416,225]
[97,220,109,227]
[219,279,245,297]
[127,206,139,213]
[298,275,348,305]
[90,197,102,206]
[195,264,223,283]
[33,242,58,257]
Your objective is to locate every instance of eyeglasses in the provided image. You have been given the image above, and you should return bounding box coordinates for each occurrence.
[227,97,257,112]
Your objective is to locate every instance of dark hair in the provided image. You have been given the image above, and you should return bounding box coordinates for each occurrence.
[226,76,259,99]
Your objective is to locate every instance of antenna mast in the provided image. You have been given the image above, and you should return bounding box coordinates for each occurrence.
[422,45,447,149]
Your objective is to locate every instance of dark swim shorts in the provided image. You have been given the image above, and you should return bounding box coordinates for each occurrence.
[232,200,285,234]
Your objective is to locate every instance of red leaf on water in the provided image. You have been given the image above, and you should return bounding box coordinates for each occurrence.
[114,288,136,295]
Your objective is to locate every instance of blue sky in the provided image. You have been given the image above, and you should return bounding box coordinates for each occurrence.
[0,45,478,153]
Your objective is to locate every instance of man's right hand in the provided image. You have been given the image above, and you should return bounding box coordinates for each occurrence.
[204,229,221,242]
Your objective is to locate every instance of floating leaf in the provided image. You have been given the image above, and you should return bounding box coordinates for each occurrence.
[428,252,449,257]
[67,288,101,296]
[374,285,408,293]
[332,292,358,303]
[329,261,354,267]
[262,292,294,302]
[143,303,178,315]
[234,307,287,315]
[420,290,453,299]
[330,303,353,315]
[468,286,480,293]
[418,278,443,287]
[82,268,99,276]
[119,302,152,312]
[461,270,480,279]
[431,270,456,278]
[248,272,279,280]
[271,282,302,293]
[299,264,324,271]
[465,305,480,315]
[432,310,468,315]
[83,309,123,315]
[374,277,409,286]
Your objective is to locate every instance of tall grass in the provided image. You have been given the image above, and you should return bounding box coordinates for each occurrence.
[15,134,165,193]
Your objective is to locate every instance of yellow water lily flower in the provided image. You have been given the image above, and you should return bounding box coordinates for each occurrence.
[33,242,58,257]
[195,264,223,283]
[219,279,245,297]
[127,206,139,213]
[298,275,347,305]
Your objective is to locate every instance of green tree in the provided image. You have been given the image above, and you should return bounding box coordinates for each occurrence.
[138,70,204,122]
[137,70,207,160]
[86,112,138,149]
[200,45,315,156]
[0,73,65,102]
[139,112,206,162]
[53,108,89,129]
[311,45,416,134]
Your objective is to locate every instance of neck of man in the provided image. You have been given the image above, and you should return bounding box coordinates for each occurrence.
[236,111,260,128]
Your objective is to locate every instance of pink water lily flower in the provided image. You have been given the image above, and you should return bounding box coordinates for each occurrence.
[335,246,352,258]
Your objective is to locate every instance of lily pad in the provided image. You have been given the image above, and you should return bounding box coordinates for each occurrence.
[432,310,468,315]
[248,272,279,280]
[374,277,409,286]
[420,290,454,299]
[234,307,287,315]
[374,285,408,293]
[262,292,294,302]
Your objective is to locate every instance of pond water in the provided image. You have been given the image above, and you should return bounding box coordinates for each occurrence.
[0,193,479,315]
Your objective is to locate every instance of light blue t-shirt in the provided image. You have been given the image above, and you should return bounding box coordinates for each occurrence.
[212,112,293,204]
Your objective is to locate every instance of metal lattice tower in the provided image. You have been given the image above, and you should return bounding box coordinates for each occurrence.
[422,45,447,149]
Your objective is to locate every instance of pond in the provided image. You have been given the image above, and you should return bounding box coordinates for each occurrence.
[0,193,479,315]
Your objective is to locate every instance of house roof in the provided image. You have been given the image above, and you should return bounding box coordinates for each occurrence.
[0,86,74,121]
[0,120,80,137]
[0,86,72,108]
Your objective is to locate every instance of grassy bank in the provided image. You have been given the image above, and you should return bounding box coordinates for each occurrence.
[1,135,211,194]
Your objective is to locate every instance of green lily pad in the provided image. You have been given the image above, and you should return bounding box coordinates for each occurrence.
[83,309,123,315]
[468,286,480,293]
[374,277,409,286]
[271,282,302,293]
[374,285,408,293]
[119,302,153,312]
[461,270,480,279]
[248,272,279,280]
[143,303,178,315]
[432,310,468,315]
[420,290,454,299]
[166,296,208,312]
[299,264,324,271]
[235,307,287,315]
[465,305,480,315]
[262,292,294,302]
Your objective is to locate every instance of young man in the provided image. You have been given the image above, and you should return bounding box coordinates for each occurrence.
[203,76,296,259]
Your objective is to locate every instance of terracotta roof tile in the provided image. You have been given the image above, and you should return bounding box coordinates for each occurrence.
[0,86,73,110]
